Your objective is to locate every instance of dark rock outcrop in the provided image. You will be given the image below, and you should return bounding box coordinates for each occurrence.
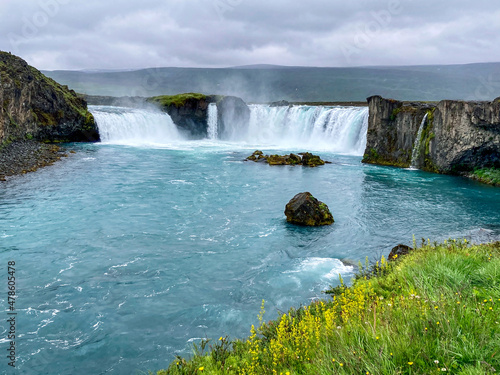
[0,51,99,144]
[388,244,413,261]
[245,151,328,167]
[147,93,211,139]
[284,192,334,226]
[362,95,500,174]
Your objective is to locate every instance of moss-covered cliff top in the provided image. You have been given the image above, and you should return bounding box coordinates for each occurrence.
[147,93,208,108]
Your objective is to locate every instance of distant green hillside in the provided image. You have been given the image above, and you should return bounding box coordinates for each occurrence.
[43,63,500,103]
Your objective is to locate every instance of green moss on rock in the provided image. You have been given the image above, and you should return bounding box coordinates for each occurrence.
[147,93,207,108]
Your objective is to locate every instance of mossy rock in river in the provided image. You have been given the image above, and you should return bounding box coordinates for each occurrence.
[245,151,328,166]
[284,192,334,226]
[267,154,287,165]
[300,152,325,167]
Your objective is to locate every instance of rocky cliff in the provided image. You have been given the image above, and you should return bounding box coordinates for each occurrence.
[146,93,250,139]
[0,51,99,144]
[362,96,500,174]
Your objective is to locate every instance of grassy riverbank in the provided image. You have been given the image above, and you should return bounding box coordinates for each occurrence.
[156,240,500,374]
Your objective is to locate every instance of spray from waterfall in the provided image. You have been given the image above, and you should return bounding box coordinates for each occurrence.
[410,113,428,168]
[207,103,218,140]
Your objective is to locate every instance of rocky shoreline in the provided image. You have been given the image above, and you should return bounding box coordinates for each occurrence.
[0,141,68,181]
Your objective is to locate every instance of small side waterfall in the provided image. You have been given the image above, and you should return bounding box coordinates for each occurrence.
[207,103,218,140]
[410,113,428,168]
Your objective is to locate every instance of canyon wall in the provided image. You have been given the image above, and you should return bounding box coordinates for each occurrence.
[363,96,500,173]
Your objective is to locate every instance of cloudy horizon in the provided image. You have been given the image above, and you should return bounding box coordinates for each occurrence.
[1,0,499,71]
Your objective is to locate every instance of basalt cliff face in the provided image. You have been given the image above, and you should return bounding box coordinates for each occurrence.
[363,96,500,173]
[0,51,99,144]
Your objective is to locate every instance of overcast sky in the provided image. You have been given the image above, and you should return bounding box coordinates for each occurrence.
[1,0,499,70]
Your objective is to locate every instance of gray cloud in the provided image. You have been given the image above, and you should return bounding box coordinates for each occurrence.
[0,0,499,70]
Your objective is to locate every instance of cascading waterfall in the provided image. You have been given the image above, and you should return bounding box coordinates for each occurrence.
[245,105,369,155]
[89,105,183,145]
[207,103,218,140]
[92,104,368,155]
[410,113,428,168]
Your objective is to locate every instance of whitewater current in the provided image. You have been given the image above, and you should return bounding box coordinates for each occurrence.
[0,105,499,374]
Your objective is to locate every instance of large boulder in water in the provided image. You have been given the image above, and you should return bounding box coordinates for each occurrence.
[284,192,334,226]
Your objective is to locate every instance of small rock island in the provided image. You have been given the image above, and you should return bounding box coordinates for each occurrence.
[245,150,329,167]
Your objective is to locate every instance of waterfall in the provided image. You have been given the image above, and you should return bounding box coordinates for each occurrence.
[245,105,369,155]
[410,114,428,168]
[89,105,183,145]
[89,104,369,155]
[207,103,218,140]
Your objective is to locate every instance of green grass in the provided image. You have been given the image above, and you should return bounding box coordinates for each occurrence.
[147,93,207,108]
[155,240,500,374]
[470,168,500,186]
